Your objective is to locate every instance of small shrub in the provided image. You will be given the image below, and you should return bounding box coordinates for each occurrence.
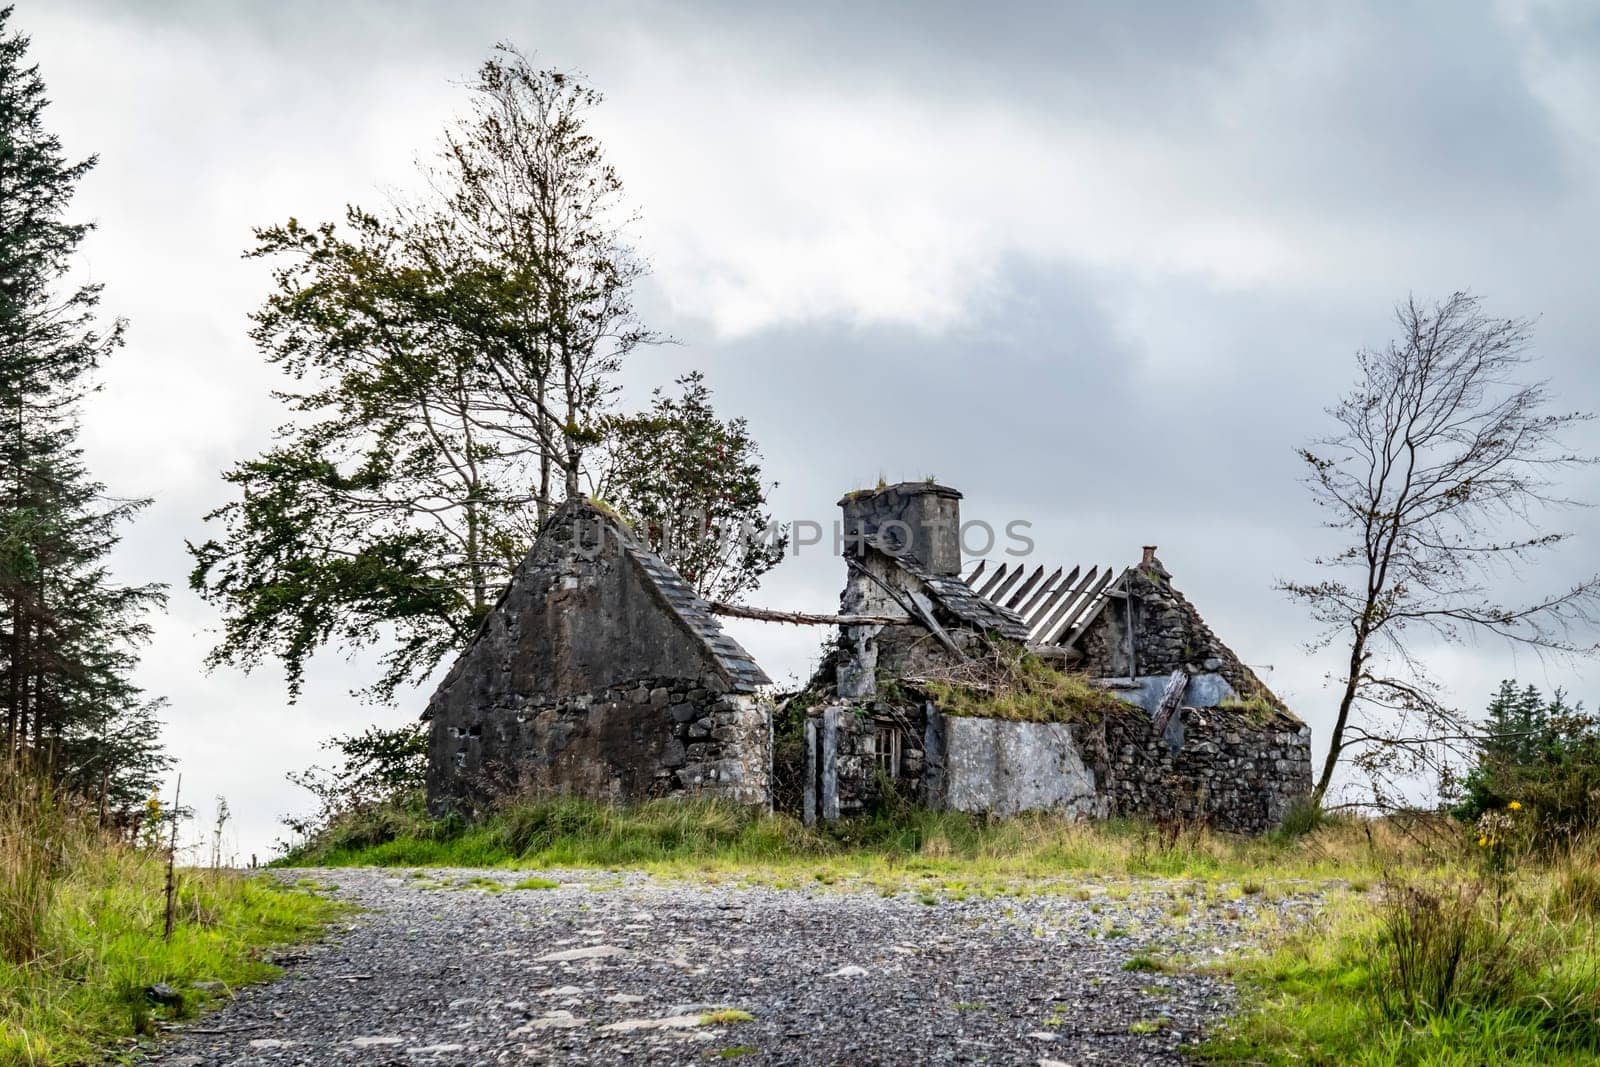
[1274,799,1326,840]
[282,724,429,846]
[700,1008,755,1025]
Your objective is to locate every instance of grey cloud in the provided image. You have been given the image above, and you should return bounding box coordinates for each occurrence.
[16,0,1600,855]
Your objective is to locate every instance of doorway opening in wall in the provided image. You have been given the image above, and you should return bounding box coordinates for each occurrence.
[872,724,902,779]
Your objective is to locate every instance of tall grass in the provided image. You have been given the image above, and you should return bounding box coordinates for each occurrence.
[0,770,342,1065]
[1,771,67,964]
[1205,835,1600,1064]
[279,792,1400,889]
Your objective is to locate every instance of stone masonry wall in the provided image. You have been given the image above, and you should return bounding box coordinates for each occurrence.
[1078,559,1282,707]
[439,674,769,810]
[425,500,771,813]
[1100,704,1313,833]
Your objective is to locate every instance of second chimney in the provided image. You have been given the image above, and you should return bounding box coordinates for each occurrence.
[838,481,963,576]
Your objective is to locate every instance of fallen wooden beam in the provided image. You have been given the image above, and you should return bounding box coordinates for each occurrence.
[707,602,902,626]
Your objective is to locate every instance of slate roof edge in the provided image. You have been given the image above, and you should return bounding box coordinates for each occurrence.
[622,543,772,692]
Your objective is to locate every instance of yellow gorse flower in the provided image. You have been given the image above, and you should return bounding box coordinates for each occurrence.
[1508,800,1522,811]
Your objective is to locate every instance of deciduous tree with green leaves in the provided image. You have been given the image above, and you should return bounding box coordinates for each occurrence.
[192,47,782,704]
[188,209,536,702]
[597,371,786,603]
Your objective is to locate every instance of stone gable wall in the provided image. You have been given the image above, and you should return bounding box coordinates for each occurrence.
[425,503,770,813]
[1078,563,1283,708]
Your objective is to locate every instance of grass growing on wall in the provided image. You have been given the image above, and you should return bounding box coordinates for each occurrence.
[0,777,342,1065]
[919,645,1131,725]
[1215,694,1294,728]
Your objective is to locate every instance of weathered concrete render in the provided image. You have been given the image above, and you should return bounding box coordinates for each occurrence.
[924,711,1107,819]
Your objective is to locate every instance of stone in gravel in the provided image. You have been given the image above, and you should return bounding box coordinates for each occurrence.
[408,1044,465,1055]
[248,1038,294,1049]
[540,985,584,996]
[349,1036,403,1047]
[825,965,868,977]
[511,1010,588,1033]
[600,1014,706,1032]
[605,993,647,1004]
[1028,1032,1059,1041]
[535,944,624,961]
[1038,1060,1071,1067]
[144,983,183,1007]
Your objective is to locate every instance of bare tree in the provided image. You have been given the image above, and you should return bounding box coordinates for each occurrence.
[1282,292,1600,808]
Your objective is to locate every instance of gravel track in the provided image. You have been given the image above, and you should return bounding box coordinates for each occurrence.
[143,868,1320,1066]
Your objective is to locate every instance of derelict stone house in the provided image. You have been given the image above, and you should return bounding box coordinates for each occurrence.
[423,483,1312,832]
[423,499,771,812]
[801,482,1313,833]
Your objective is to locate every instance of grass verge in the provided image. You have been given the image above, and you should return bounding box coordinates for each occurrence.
[1,835,342,1064]
[276,793,1407,895]
[1202,842,1600,1065]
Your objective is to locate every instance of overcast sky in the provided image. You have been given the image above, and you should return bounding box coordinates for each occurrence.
[16,1,1600,859]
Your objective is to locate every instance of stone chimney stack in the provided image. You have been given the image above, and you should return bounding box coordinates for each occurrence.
[838,481,963,575]
[1142,545,1158,568]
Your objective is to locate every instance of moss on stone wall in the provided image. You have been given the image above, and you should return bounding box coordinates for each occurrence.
[1217,694,1295,729]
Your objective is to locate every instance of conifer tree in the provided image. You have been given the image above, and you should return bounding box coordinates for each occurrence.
[0,6,167,805]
